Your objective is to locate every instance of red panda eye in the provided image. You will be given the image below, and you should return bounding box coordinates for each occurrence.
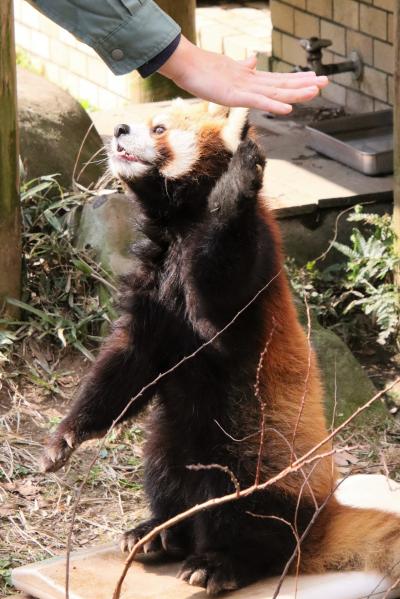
[153,125,166,135]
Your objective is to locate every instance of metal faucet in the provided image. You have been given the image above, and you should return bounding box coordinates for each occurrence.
[294,37,363,80]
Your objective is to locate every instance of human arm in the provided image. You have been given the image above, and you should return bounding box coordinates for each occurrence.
[29,0,328,114]
[28,0,181,75]
[158,35,329,115]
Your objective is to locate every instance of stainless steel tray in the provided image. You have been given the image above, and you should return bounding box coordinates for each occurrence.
[306,110,393,176]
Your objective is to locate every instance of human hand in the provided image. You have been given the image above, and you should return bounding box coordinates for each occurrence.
[158,36,329,115]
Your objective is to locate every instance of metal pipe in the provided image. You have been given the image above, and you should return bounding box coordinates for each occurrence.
[294,38,363,80]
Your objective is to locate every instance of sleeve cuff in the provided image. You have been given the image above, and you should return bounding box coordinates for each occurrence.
[93,0,181,76]
[137,33,181,78]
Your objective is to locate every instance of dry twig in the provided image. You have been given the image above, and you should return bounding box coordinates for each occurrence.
[290,293,312,463]
[254,319,276,486]
[112,377,399,599]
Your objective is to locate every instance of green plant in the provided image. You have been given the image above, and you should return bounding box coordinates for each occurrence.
[15,48,42,75]
[287,206,400,348]
[0,175,116,361]
[79,98,99,113]
[332,207,399,346]
[0,559,12,593]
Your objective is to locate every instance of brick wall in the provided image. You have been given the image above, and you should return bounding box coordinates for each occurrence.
[271,0,394,111]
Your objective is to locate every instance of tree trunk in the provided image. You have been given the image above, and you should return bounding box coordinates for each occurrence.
[140,0,196,102]
[394,2,400,289]
[0,0,21,318]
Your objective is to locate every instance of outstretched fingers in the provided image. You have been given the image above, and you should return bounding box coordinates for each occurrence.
[231,85,320,114]
[249,84,320,104]
[229,90,291,115]
[255,71,329,89]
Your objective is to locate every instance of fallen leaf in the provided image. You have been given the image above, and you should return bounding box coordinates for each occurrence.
[0,502,19,517]
[2,479,40,499]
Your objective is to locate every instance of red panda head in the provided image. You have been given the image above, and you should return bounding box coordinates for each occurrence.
[109,100,250,185]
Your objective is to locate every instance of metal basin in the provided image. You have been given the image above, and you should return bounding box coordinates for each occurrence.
[306,110,393,176]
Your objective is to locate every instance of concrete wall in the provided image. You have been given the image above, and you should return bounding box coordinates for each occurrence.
[271,0,394,111]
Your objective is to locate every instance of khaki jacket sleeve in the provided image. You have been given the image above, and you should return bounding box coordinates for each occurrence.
[28,0,181,75]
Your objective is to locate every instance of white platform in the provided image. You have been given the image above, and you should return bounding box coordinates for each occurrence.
[12,475,400,599]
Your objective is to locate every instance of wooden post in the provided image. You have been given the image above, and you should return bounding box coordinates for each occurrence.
[0,0,21,318]
[394,1,400,285]
[141,0,196,102]
[158,0,196,44]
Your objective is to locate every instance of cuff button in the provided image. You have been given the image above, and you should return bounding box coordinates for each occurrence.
[111,48,124,61]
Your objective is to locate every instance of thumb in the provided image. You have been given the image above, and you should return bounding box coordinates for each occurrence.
[239,54,257,70]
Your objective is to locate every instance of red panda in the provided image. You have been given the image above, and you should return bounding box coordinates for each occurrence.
[41,100,400,595]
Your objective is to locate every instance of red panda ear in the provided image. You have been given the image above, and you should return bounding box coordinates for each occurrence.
[221,107,250,152]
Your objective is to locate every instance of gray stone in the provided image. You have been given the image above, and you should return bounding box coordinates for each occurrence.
[296,300,387,426]
[75,191,142,275]
[13,534,400,599]
[311,326,387,426]
[279,197,393,267]
[17,68,104,188]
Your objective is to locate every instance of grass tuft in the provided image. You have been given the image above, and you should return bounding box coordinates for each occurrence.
[1,175,116,364]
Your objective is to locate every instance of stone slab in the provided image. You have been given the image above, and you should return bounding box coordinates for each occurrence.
[11,475,400,599]
[10,546,400,599]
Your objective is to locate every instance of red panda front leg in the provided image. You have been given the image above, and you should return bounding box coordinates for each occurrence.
[40,315,156,472]
[190,140,275,314]
[208,138,265,219]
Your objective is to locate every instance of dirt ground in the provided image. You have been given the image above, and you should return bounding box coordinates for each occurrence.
[0,347,149,596]
[1,341,399,597]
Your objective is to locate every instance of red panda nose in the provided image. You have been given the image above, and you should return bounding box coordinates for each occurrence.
[114,124,130,138]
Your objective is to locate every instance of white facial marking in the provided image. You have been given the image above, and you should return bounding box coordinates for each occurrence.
[221,107,249,152]
[152,113,170,128]
[160,129,199,180]
[109,122,157,179]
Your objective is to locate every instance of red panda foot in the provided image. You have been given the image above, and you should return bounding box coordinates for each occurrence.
[121,519,186,559]
[40,427,76,473]
[178,553,239,596]
[235,138,265,170]
[120,519,163,556]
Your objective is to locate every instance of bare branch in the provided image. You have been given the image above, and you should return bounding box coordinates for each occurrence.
[292,378,400,471]
[186,463,241,498]
[112,445,357,599]
[271,473,354,599]
[313,201,375,264]
[290,292,312,464]
[254,318,276,485]
[112,375,400,599]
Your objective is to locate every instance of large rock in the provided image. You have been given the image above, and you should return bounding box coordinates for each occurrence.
[311,327,387,427]
[279,198,393,268]
[17,68,104,188]
[296,300,388,427]
[75,192,141,275]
